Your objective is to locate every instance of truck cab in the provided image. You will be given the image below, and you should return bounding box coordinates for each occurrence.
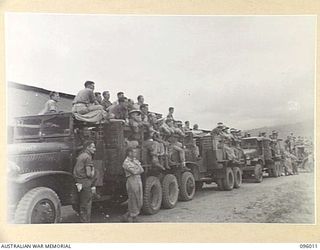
[241,136,282,182]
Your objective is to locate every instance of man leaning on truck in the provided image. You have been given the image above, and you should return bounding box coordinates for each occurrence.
[73,140,97,223]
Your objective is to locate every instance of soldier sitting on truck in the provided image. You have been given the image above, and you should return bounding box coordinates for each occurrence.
[107,97,129,122]
[164,119,187,168]
[221,126,238,163]
[72,81,111,123]
[128,109,143,141]
[39,91,60,115]
[142,133,166,171]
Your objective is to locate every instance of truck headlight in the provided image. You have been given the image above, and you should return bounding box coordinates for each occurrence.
[8,161,21,175]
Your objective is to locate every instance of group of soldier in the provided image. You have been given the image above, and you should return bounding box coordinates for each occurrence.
[40,80,313,223]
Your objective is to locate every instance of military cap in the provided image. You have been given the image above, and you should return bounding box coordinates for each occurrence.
[128,109,141,115]
[217,122,224,128]
[230,128,237,133]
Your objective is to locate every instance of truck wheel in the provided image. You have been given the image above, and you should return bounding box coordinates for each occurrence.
[142,176,162,215]
[195,181,204,190]
[14,187,61,224]
[179,172,195,201]
[254,164,263,183]
[222,167,234,191]
[233,167,242,189]
[161,174,179,209]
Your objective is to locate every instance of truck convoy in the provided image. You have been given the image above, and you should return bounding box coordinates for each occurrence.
[8,112,285,224]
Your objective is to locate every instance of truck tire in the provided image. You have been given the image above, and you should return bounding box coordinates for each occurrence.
[254,164,263,183]
[161,174,179,209]
[14,187,61,224]
[222,167,234,191]
[142,176,162,215]
[233,167,242,189]
[179,172,195,201]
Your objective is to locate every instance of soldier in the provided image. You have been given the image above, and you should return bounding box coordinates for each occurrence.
[101,91,112,110]
[211,122,224,136]
[122,147,144,222]
[142,133,166,171]
[72,81,109,123]
[128,109,143,141]
[184,121,191,132]
[39,91,60,115]
[94,92,102,105]
[167,107,175,121]
[108,97,129,121]
[134,95,145,110]
[165,119,187,168]
[113,92,125,105]
[140,104,150,125]
[73,140,97,223]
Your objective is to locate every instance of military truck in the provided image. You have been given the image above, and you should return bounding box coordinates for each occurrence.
[241,136,283,182]
[181,132,245,192]
[8,111,207,223]
[8,112,245,224]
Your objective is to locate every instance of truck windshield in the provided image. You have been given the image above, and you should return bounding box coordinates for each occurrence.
[14,115,71,139]
[241,139,258,149]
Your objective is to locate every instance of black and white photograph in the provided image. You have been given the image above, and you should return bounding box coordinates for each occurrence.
[5,13,315,225]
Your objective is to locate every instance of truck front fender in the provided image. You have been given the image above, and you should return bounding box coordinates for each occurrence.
[8,171,78,206]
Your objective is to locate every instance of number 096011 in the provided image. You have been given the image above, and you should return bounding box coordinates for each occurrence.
[300,244,318,248]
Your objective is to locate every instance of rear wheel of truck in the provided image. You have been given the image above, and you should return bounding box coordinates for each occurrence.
[222,167,234,191]
[142,176,162,215]
[14,187,61,224]
[233,167,242,189]
[161,174,179,209]
[254,164,263,183]
[179,172,195,201]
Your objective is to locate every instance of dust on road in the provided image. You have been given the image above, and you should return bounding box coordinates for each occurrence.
[61,172,315,224]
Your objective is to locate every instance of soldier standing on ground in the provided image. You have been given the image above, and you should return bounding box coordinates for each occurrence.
[73,140,97,223]
[122,147,144,222]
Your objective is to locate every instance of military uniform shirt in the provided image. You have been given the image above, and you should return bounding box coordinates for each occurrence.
[73,88,96,105]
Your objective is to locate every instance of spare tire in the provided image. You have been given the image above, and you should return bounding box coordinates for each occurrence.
[161,174,179,209]
[222,167,234,191]
[142,176,162,215]
[179,172,195,201]
[233,167,242,189]
[14,187,61,224]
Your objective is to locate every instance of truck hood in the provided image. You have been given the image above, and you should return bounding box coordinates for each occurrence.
[8,142,70,156]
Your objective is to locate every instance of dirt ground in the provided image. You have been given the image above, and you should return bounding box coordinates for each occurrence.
[61,171,315,224]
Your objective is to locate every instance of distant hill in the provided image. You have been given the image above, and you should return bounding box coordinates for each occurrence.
[245,120,314,140]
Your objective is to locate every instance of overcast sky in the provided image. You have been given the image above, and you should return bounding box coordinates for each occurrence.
[5,13,315,130]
